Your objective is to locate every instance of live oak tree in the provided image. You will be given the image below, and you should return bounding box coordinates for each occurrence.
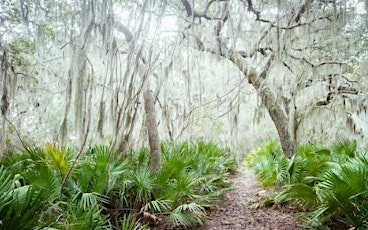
[171,0,368,156]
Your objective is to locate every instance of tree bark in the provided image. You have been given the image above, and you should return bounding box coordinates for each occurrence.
[143,89,162,173]
[0,46,9,155]
[256,83,297,157]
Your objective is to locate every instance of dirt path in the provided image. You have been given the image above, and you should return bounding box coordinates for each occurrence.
[195,163,304,230]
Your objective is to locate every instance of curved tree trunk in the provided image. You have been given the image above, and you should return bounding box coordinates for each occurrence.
[229,53,297,157]
[196,0,298,157]
[254,80,297,157]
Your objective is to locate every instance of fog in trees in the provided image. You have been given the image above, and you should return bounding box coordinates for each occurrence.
[1,0,367,156]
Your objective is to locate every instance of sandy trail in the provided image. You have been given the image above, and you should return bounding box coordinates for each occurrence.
[195,163,304,230]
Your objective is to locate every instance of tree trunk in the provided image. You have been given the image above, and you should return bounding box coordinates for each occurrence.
[250,75,297,157]
[229,53,297,157]
[143,89,162,173]
[1,46,9,155]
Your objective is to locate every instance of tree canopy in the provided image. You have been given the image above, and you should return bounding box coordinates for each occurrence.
[1,0,367,155]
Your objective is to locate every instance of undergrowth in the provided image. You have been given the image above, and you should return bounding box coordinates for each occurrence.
[246,139,368,229]
[0,141,236,230]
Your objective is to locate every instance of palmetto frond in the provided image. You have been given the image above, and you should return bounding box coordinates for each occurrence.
[61,203,109,230]
[44,143,70,175]
[331,139,357,159]
[0,166,13,211]
[295,144,331,180]
[0,151,33,176]
[140,199,172,213]
[315,152,368,228]
[106,158,129,194]
[274,183,318,208]
[247,141,288,186]
[0,184,56,230]
[23,165,62,198]
[73,192,109,211]
[167,202,206,228]
[286,154,307,184]
[153,141,235,226]
[131,167,154,206]
[120,213,148,230]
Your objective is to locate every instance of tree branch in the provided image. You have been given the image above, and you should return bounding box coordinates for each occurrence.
[288,54,345,67]
[180,0,228,21]
[258,15,335,30]
[246,0,260,20]
[316,86,361,106]
[181,0,193,17]
[215,2,229,54]
[114,21,133,42]
[288,0,314,26]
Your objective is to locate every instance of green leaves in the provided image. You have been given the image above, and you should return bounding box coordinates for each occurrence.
[140,199,172,213]
[0,141,235,229]
[119,214,147,230]
[274,183,318,208]
[314,152,368,228]
[151,141,235,228]
[0,176,57,229]
[131,167,154,206]
[0,166,13,213]
[168,202,206,228]
[248,140,368,229]
[246,141,289,186]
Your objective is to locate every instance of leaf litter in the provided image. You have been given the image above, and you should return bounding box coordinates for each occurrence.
[192,163,304,230]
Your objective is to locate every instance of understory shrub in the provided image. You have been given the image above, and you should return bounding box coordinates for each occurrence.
[0,141,236,229]
[247,139,368,229]
[245,141,288,186]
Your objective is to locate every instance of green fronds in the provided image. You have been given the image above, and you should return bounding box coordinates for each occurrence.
[61,204,109,230]
[295,144,331,181]
[0,141,235,229]
[249,140,368,229]
[131,167,154,206]
[44,143,69,175]
[0,166,13,211]
[167,202,206,228]
[331,139,357,158]
[0,184,57,229]
[313,152,368,227]
[119,214,148,230]
[246,141,288,186]
[155,141,235,206]
[140,199,172,213]
[74,192,109,211]
[274,183,318,208]
[24,166,61,198]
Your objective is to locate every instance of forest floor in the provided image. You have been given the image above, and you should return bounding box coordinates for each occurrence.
[194,163,305,230]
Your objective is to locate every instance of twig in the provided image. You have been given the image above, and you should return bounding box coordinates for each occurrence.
[3,116,28,149]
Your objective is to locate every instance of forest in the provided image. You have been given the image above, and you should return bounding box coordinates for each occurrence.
[0,0,368,229]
